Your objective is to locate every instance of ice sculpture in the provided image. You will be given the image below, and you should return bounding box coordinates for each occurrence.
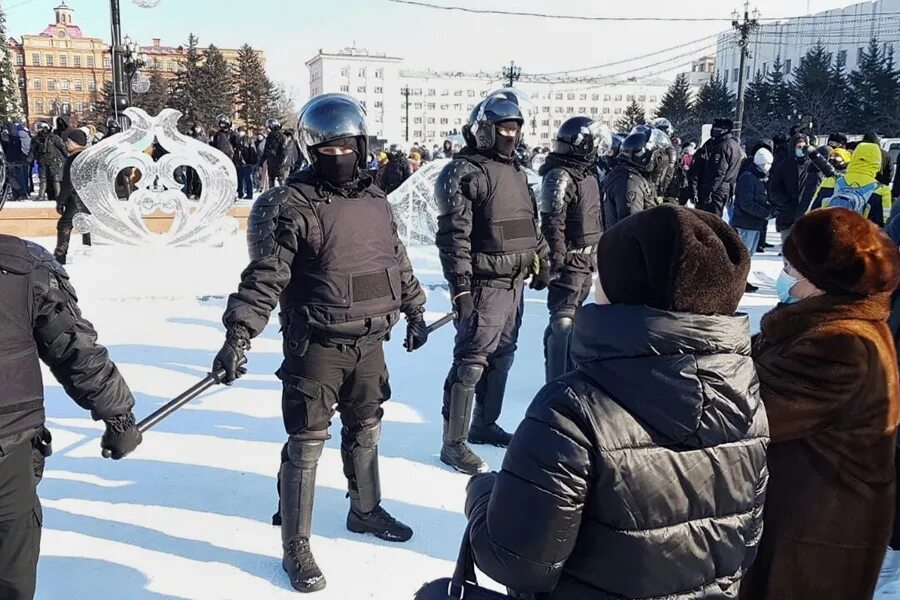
[71,107,238,246]
[387,158,541,247]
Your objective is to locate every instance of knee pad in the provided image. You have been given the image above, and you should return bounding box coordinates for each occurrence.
[343,420,381,450]
[549,317,574,336]
[455,363,485,386]
[286,436,325,468]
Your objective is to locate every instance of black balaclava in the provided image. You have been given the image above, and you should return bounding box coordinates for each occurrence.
[315,136,360,186]
[493,120,520,157]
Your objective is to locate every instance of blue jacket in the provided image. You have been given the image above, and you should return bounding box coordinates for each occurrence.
[731,166,770,231]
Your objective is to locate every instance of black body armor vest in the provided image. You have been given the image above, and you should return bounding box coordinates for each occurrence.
[561,166,602,248]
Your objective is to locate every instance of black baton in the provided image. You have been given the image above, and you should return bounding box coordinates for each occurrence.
[426,311,458,334]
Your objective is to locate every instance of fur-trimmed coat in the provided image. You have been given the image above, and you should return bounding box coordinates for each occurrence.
[741,293,900,600]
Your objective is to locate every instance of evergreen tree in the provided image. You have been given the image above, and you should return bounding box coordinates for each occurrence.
[196,44,232,127]
[790,44,847,136]
[848,38,900,135]
[168,33,203,131]
[615,100,646,131]
[655,73,693,135]
[691,74,735,138]
[270,83,299,127]
[0,4,23,124]
[740,70,772,142]
[94,81,117,126]
[132,72,169,116]
[233,44,276,131]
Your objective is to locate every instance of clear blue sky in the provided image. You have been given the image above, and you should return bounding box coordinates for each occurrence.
[4,0,860,104]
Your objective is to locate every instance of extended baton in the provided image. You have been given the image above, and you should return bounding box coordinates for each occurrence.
[426,311,458,334]
[101,367,230,458]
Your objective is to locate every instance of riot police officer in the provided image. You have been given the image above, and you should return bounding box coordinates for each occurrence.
[213,94,428,594]
[539,117,608,382]
[262,117,288,188]
[650,117,678,200]
[0,149,141,599]
[435,89,550,475]
[601,127,657,228]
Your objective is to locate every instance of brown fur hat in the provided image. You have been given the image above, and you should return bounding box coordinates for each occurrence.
[597,204,750,315]
[784,208,900,296]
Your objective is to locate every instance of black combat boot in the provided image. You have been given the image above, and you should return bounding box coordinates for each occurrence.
[441,364,488,475]
[468,354,514,448]
[280,437,326,593]
[341,421,414,542]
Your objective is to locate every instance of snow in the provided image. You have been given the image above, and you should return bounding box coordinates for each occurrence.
[21,231,894,599]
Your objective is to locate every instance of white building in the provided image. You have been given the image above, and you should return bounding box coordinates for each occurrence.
[307,46,680,147]
[716,0,900,93]
[683,56,716,88]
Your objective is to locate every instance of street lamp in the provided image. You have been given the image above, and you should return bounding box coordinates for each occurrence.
[732,1,759,143]
[121,34,146,106]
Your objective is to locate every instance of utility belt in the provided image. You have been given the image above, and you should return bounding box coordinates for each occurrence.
[566,245,596,255]
[280,308,393,354]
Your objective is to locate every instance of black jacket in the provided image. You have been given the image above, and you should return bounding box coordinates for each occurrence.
[28,132,67,176]
[768,155,811,232]
[731,166,770,231]
[223,170,426,342]
[212,129,235,161]
[466,303,769,600]
[601,161,656,229]
[690,133,742,212]
[262,129,286,170]
[379,155,412,194]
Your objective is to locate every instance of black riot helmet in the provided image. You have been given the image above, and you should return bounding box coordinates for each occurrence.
[618,129,655,170]
[553,116,611,161]
[297,93,368,171]
[651,117,674,137]
[106,117,121,135]
[266,117,281,131]
[467,88,526,151]
[216,114,232,129]
[36,121,50,133]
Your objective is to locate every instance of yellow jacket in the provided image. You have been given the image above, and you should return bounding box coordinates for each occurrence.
[810,142,891,226]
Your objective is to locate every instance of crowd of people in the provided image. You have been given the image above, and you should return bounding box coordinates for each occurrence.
[3,82,900,600]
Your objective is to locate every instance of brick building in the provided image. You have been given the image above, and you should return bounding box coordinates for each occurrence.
[11,2,262,126]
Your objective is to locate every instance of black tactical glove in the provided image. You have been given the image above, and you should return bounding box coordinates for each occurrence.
[213,326,251,385]
[453,291,475,324]
[404,312,429,352]
[101,412,142,460]
[529,259,551,291]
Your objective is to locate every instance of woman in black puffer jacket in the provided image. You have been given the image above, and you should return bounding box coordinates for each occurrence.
[465,204,770,600]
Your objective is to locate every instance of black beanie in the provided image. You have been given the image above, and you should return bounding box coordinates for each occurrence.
[597,205,750,315]
[65,128,88,147]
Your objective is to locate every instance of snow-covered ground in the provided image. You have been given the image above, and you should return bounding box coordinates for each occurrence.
[22,230,897,599]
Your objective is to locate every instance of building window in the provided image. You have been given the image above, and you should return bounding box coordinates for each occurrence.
[553,119,561,127]
[73,55,81,67]
[31,53,39,65]
[541,106,550,113]
[357,86,366,93]
[541,132,549,140]
[166,61,174,71]
[45,54,53,66]
[468,90,475,97]
[340,84,349,92]
[614,108,622,115]
[375,68,383,78]
[649,95,657,102]
[440,117,449,124]
[626,95,634,101]
[466,103,474,110]
[614,95,622,101]
[837,50,847,66]
[374,100,382,108]
[454,90,462,96]
[602,107,610,114]
[15,54,23,66]
[414,117,423,124]
[86,55,94,68]
[638,95,646,101]
[579,93,587,101]
[567,93,575,100]
[47,79,56,90]
[88,80,97,91]
[59,55,67,67]
[541,119,549,126]
[566,107,574,114]
[61,79,69,90]
[427,117,435,124]
[76,102,84,113]
[33,79,41,90]
[413,130,422,137]
[428,89,436,96]
[400,116,406,123]
[440,104,449,110]
[103,57,111,69]
[591,94,599,101]
[554,106,563,113]
[784,59,792,73]
[603,95,611,101]
[35,100,43,113]
[732,67,738,82]
[74,80,83,91]
[341,67,348,76]
[358,68,366,77]
[414,102,422,109]
[453,103,462,111]
[554,92,563,100]
[441,89,449,96]
[590,107,598,114]
[427,103,435,109]
[723,70,729,83]
[454,118,462,125]
[412,88,422,95]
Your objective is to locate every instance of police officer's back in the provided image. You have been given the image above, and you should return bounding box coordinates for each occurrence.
[0,183,140,598]
[602,128,657,228]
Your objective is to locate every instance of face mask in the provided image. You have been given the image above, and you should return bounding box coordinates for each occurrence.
[315,152,358,186]
[710,127,726,138]
[795,147,806,159]
[775,269,805,304]
[757,162,771,175]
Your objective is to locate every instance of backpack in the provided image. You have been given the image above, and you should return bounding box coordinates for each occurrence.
[823,176,880,214]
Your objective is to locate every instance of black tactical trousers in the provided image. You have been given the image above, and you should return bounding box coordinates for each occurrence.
[0,434,44,600]
[54,200,91,261]
[278,340,390,438]
[546,252,595,319]
[442,282,524,422]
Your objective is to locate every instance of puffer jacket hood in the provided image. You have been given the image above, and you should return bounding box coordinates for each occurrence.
[571,303,758,448]
[847,142,883,180]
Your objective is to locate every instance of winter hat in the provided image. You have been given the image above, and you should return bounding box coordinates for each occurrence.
[712,118,734,131]
[784,208,900,297]
[597,204,750,315]
[64,128,87,147]
[753,148,773,170]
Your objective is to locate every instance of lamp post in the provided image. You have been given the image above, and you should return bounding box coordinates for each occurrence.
[502,61,521,88]
[122,35,146,107]
[731,2,759,143]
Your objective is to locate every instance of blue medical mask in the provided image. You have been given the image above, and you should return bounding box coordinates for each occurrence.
[775,269,804,304]
[795,147,806,159]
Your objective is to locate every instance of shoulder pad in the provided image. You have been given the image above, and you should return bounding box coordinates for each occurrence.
[25,240,70,279]
[0,235,35,275]
[247,186,296,260]
[539,168,573,214]
[435,159,484,215]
